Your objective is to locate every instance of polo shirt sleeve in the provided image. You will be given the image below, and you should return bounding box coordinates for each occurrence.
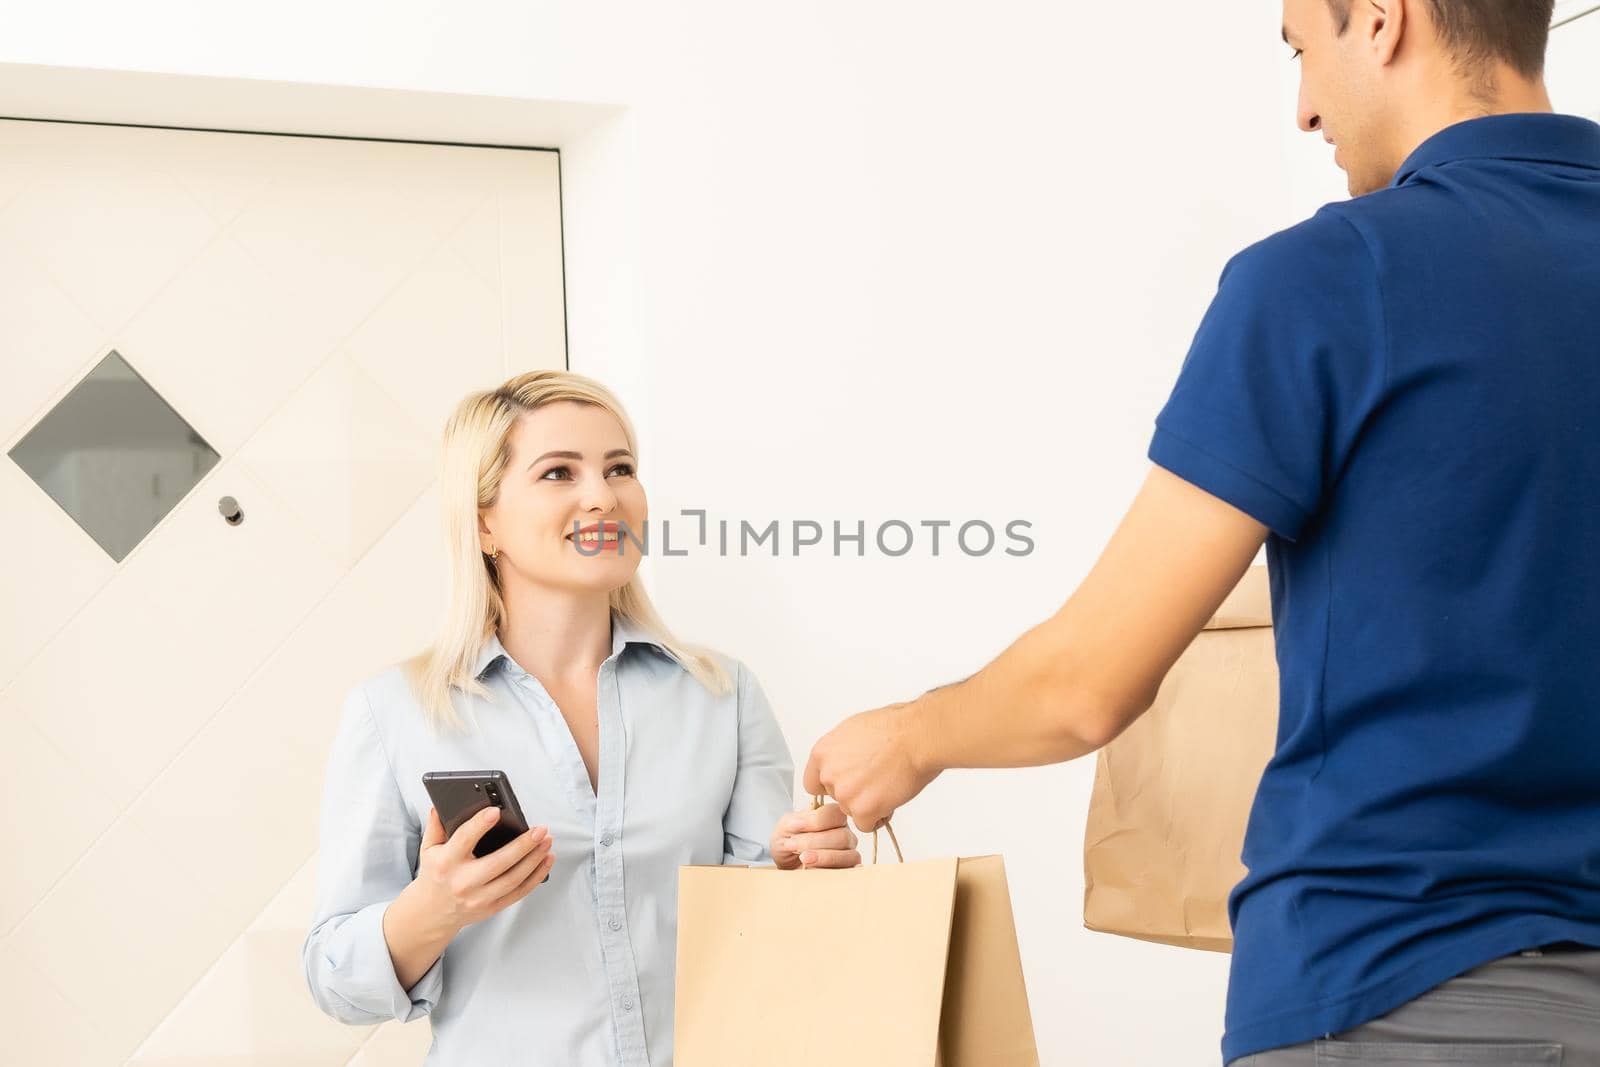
[1149,211,1388,541]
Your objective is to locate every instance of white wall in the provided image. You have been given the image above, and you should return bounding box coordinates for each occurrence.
[5,3,1595,1063]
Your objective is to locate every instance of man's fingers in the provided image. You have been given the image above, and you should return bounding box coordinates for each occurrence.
[801,750,826,799]
[851,808,889,834]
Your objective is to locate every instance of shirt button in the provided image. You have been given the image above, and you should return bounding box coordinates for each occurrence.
[601,832,614,847]
[609,917,622,931]
[622,995,634,1012]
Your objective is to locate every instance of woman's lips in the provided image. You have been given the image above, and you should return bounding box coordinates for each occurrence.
[568,524,623,552]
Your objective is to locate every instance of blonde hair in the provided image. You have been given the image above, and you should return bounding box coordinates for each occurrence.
[402,369,731,732]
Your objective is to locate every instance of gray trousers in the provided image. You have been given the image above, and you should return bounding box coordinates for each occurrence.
[1229,941,1600,1066]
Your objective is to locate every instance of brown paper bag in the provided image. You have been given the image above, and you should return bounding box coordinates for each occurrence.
[1082,564,1278,953]
[675,831,1039,1066]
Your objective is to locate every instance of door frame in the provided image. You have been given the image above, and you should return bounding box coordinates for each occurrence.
[0,61,645,390]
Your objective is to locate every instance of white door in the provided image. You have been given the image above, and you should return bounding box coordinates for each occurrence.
[0,118,564,1065]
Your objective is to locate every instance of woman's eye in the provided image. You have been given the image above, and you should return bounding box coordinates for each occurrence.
[539,466,571,481]
[607,463,636,478]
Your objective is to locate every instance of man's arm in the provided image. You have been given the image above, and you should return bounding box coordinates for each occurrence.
[803,464,1270,830]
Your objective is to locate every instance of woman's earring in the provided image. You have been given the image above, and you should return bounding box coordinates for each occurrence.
[488,545,500,562]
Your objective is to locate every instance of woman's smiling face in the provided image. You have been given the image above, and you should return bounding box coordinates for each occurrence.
[479,400,647,594]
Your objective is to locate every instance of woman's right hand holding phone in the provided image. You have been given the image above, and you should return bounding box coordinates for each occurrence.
[413,805,555,930]
[383,806,554,988]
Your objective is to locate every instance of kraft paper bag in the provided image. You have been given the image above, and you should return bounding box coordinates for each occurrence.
[675,829,1038,1066]
[1082,564,1278,953]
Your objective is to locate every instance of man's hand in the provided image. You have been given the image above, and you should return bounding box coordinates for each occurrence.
[800,465,1269,824]
[802,702,938,833]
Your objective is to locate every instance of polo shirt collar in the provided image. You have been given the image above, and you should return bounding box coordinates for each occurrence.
[1392,112,1600,187]
[471,610,680,681]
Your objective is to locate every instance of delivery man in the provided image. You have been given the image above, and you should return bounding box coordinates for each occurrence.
[789,0,1600,1062]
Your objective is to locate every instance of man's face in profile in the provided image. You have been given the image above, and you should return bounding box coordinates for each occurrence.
[1283,0,1396,196]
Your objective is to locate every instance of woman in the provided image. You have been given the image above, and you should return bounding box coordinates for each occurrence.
[302,371,859,1065]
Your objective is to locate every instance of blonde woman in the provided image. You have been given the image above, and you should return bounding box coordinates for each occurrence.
[302,371,859,1065]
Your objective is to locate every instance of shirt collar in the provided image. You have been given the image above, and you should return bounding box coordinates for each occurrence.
[1391,112,1600,188]
[471,611,680,681]
[609,611,680,663]
[471,631,511,681]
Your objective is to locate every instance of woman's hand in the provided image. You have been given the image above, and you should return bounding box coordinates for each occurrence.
[410,806,555,934]
[382,806,554,989]
[769,801,861,870]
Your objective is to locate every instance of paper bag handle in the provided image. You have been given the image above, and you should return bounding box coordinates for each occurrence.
[812,794,904,864]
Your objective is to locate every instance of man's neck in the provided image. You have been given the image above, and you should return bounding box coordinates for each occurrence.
[1410,70,1553,143]
[1390,70,1554,178]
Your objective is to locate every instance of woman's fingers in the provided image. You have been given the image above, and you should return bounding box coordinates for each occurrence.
[775,802,849,838]
[448,805,505,862]
[468,825,548,882]
[781,826,858,856]
[774,813,805,838]
[774,804,860,870]
[478,837,553,904]
[496,850,557,909]
[806,802,849,831]
[798,847,861,869]
[421,807,447,849]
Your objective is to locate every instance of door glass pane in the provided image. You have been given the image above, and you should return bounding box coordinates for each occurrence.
[8,350,220,562]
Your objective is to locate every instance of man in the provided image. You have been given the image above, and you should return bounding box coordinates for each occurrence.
[791,0,1600,1061]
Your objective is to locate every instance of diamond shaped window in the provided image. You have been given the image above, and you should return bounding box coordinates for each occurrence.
[8,351,220,561]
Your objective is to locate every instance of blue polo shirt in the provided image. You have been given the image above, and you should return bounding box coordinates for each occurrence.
[1148,112,1600,1063]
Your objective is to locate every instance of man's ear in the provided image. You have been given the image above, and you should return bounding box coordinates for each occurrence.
[1365,0,1407,65]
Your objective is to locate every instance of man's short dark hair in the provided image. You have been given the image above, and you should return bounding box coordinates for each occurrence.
[1326,0,1556,78]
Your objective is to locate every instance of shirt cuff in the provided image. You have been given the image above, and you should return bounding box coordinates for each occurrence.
[723,836,775,867]
[1148,424,1311,541]
[324,900,444,1022]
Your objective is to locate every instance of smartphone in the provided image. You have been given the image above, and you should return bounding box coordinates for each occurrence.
[422,770,532,858]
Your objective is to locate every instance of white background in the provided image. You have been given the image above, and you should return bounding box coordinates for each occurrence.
[4,3,1596,1062]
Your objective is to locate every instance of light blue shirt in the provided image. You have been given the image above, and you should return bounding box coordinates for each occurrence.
[302,612,795,1065]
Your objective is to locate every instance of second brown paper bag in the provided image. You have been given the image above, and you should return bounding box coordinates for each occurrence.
[1082,564,1278,953]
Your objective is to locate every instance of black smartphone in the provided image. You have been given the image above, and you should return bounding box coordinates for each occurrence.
[422,770,532,858]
